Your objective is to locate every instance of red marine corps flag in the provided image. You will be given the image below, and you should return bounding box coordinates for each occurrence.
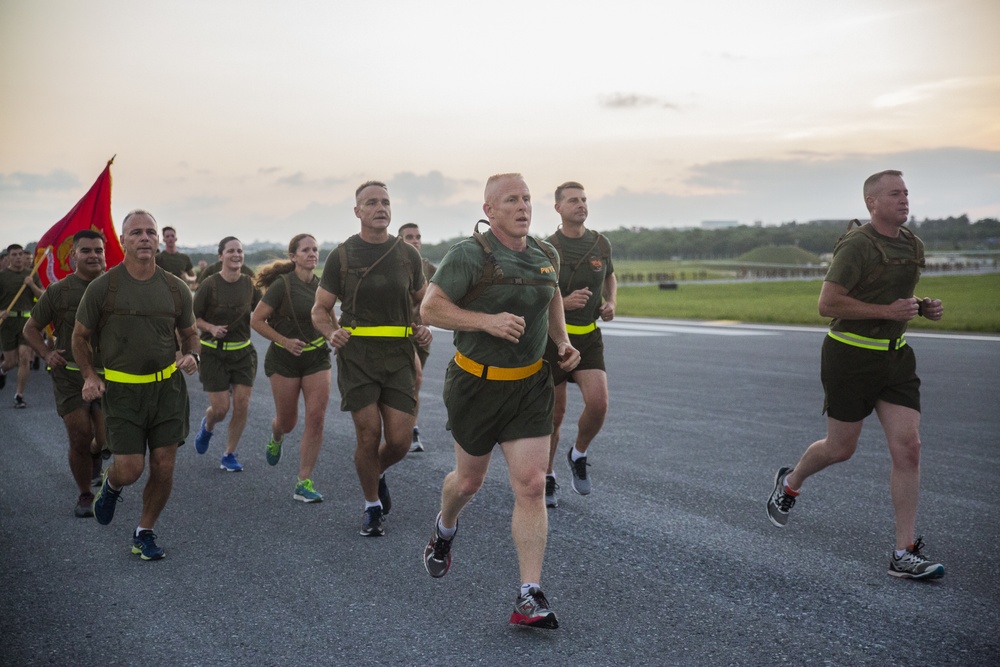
[33,156,125,287]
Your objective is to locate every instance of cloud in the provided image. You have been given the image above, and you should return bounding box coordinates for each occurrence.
[873,76,990,108]
[257,166,282,175]
[387,171,478,205]
[275,171,344,188]
[599,93,679,111]
[0,170,80,193]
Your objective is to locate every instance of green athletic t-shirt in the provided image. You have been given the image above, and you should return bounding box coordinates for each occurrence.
[260,272,322,341]
[193,273,262,343]
[319,235,425,328]
[546,229,614,327]
[31,273,101,366]
[155,251,194,279]
[432,230,559,367]
[0,269,39,313]
[77,265,195,375]
[824,224,924,340]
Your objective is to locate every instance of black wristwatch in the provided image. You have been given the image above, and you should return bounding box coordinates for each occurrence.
[189,352,200,365]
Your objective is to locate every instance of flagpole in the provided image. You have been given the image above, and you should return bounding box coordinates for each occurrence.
[0,248,49,325]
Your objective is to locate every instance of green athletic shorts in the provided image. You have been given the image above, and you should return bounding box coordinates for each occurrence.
[199,345,257,392]
[1,315,28,351]
[264,343,331,378]
[51,366,102,418]
[544,327,605,386]
[416,341,430,369]
[335,338,417,415]
[102,373,190,454]
[443,359,554,456]
[821,335,920,422]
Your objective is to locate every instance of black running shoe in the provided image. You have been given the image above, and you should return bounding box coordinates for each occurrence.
[131,530,165,561]
[766,466,796,527]
[423,513,454,578]
[360,506,385,537]
[378,475,391,515]
[545,475,559,508]
[92,470,122,525]
[888,537,945,580]
[567,449,590,495]
[510,587,558,629]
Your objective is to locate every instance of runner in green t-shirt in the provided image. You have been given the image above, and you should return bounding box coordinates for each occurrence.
[312,181,429,537]
[154,226,196,287]
[192,236,263,472]
[73,209,201,562]
[766,170,946,580]
[0,243,43,406]
[23,230,108,517]
[420,173,580,630]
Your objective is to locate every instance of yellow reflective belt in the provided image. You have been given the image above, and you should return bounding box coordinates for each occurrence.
[827,331,907,351]
[201,339,252,351]
[104,362,177,384]
[274,336,327,351]
[565,322,597,335]
[63,364,105,375]
[346,326,413,338]
[10,311,31,318]
[454,351,543,381]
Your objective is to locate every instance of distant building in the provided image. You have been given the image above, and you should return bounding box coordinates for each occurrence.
[701,220,739,229]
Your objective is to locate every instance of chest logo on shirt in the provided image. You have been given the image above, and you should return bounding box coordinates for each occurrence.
[540,265,555,274]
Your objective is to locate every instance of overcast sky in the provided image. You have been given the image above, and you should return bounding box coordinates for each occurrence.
[2,0,998,247]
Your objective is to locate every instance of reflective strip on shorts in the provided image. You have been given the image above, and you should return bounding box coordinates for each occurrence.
[566,322,597,335]
[201,339,252,351]
[104,362,177,384]
[827,331,907,351]
[454,351,543,381]
[345,326,413,338]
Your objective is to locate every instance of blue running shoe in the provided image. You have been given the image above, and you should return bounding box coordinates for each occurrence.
[131,530,165,561]
[360,506,385,537]
[92,469,122,525]
[194,416,213,454]
[293,479,323,503]
[265,435,282,466]
[219,452,244,472]
[378,475,392,515]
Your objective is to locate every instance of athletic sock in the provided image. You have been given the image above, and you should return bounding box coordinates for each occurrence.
[135,527,152,537]
[365,500,383,510]
[571,448,586,461]
[437,516,456,540]
[783,480,800,496]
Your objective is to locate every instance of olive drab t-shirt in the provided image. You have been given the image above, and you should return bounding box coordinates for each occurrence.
[193,273,262,343]
[31,274,101,366]
[824,224,924,340]
[319,235,425,329]
[0,269,39,313]
[260,272,322,341]
[546,229,614,327]
[432,230,559,367]
[76,265,195,375]
[155,251,194,279]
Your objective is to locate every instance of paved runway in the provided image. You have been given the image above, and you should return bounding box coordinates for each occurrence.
[2,318,998,666]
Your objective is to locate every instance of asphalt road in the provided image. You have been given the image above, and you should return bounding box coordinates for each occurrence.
[2,318,998,667]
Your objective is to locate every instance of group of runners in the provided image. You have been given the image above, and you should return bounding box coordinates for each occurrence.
[0,168,946,629]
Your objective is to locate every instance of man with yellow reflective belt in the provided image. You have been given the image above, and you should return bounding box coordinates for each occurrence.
[0,243,44,407]
[542,181,617,507]
[767,170,946,580]
[73,210,201,561]
[420,173,580,629]
[23,230,109,517]
[312,181,429,537]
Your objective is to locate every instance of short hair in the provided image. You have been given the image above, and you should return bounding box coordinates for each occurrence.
[217,235,241,256]
[484,172,524,202]
[355,180,388,200]
[554,181,585,203]
[398,223,419,234]
[73,230,103,244]
[161,225,176,235]
[122,209,158,231]
[863,170,903,201]
[6,243,23,253]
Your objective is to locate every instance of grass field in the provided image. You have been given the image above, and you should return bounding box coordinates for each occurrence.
[617,273,1000,333]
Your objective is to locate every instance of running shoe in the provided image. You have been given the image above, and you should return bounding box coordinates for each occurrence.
[131,530,165,561]
[423,513,455,578]
[13,394,26,409]
[74,492,95,518]
[510,586,559,629]
[219,452,244,472]
[410,426,424,453]
[566,449,590,495]
[378,475,392,515]
[360,506,385,537]
[92,469,122,525]
[265,435,282,466]
[766,466,796,527]
[888,537,945,580]
[194,416,212,454]
[545,476,559,508]
[293,478,323,503]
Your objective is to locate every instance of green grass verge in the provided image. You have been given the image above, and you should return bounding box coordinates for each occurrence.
[617,274,1000,333]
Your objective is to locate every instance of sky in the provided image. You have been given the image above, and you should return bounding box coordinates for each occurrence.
[2,0,999,248]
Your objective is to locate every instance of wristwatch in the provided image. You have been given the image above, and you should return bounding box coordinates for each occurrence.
[190,352,200,365]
